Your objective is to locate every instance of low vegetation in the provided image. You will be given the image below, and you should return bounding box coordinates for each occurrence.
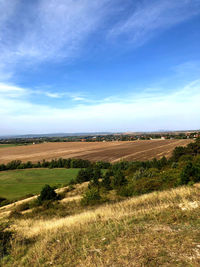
[1,184,200,266]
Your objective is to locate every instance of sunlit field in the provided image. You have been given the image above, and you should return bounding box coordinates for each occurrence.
[0,168,79,200]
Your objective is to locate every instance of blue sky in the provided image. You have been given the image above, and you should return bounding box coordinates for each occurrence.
[0,0,200,135]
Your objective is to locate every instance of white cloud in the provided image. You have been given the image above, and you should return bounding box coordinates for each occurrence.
[0,80,200,134]
[0,83,27,98]
[44,92,62,99]
[109,0,200,45]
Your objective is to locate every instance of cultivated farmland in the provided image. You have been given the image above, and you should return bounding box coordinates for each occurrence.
[0,139,192,164]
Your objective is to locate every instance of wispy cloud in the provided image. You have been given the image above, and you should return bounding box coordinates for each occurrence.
[109,0,200,45]
[0,83,27,98]
[173,61,200,78]
[1,0,199,80]
[0,82,89,104]
[0,0,109,79]
[1,79,200,134]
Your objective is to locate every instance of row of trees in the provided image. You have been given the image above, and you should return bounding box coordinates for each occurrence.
[0,158,111,172]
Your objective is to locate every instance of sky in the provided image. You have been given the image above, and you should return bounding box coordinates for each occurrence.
[0,0,200,135]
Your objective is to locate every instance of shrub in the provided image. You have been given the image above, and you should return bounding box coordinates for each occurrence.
[171,162,178,169]
[179,162,200,185]
[0,222,13,259]
[171,146,187,162]
[178,155,193,162]
[95,161,111,169]
[101,172,112,190]
[68,179,76,185]
[132,177,163,195]
[112,170,127,189]
[41,200,55,210]
[15,202,30,212]
[38,185,57,204]
[28,199,40,209]
[117,183,134,197]
[81,187,101,206]
[76,168,94,183]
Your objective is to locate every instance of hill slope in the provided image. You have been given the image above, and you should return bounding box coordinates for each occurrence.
[1,183,200,266]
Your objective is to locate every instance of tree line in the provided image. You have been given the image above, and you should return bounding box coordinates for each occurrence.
[0,158,111,172]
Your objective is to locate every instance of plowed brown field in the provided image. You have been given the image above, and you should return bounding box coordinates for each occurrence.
[0,139,192,164]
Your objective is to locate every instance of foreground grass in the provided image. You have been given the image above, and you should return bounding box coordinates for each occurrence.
[0,168,80,200]
[1,184,200,266]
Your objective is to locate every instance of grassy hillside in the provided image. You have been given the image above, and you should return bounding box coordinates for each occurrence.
[1,183,200,266]
[0,168,79,200]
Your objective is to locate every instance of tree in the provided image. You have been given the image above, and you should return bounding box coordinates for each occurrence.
[38,185,57,203]
[81,187,101,206]
[171,146,186,162]
[101,172,112,190]
[76,168,94,183]
[179,162,200,185]
[112,170,127,189]
[159,156,168,168]
[88,167,102,189]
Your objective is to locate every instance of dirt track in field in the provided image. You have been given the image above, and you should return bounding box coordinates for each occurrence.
[0,139,192,164]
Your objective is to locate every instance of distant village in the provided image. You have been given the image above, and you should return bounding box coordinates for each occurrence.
[0,131,199,145]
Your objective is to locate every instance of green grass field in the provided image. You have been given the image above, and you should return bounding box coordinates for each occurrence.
[0,144,20,148]
[0,168,80,200]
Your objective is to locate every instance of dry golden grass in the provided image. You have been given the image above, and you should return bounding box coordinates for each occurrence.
[13,185,200,238]
[1,184,199,266]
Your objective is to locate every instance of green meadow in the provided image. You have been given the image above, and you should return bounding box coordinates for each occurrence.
[0,168,80,200]
[0,144,20,148]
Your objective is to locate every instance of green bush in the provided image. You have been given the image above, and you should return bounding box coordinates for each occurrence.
[0,222,13,259]
[38,184,58,204]
[76,168,93,183]
[132,177,163,195]
[81,187,101,206]
[179,162,200,185]
[117,183,134,197]
[178,154,193,162]
[101,172,112,190]
[28,199,40,209]
[68,179,76,185]
[112,170,127,189]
